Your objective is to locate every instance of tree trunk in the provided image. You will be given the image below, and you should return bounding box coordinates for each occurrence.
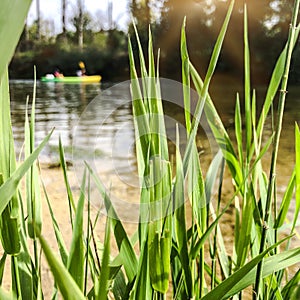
[62,0,67,38]
[108,0,113,29]
[36,0,41,40]
[78,0,84,50]
[131,0,151,26]
[25,19,29,42]
[142,0,151,25]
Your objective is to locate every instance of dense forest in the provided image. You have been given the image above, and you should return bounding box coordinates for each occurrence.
[9,0,300,83]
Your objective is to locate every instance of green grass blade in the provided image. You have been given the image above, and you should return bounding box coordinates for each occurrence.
[255,2,300,294]
[0,70,20,255]
[274,170,295,229]
[38,234,86,300]
[25,79,42,239]
[67,170,86,291]
[0,129,53,217]
[0,287,14,300]
[0,199,20,255]
[291,288,300,300]
[11,256,21,298]
[224,245,300,299]
[205,150,223,202]
[0,69,17,178]
[130,28,169,162]
[17,250,35,300]
[250,133,274,172]
[132,21,148,79]
[183,0,235,181]
[189,63,243,188]
[0,0,32,78]
[235,94,243,165]
[181,17,191,134]
[128,38,151,178]
[202,237,291,300]
[148,158,172,294]
[149,232,171,294]
[29,163,42,237]
[293,123,300,230]
[129,228,152,300]
[200,0,234,101]
[42,180,69,266]
[128,37,140,81]
[256,26,300,144]
[235,190,253,268]
[96,218,111,300]
[250,90,258,162]
[0,254,6,285]
[190,191,235,260]
[281,269,300,299]
[148,27,155,79]
[59,137,75,226]
[265,274,284,300]
[244,5,252,158]
[84,175,91,296]
[173,125,193,297]
[131,23,150,114]
[138,184,150,248]
[203,253,270,299]
[86,163,138,283]
[18,214,40,300]
[188,144,206,229]
[111,270,127,300]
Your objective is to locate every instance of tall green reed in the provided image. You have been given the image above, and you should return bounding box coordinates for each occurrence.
[0,1,53,298]
[254,0,300,298]
[0,0,300,299]
[125,0,300,298]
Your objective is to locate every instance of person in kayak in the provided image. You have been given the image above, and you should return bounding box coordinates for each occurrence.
[53,67,64,78]
[76,61,86,76]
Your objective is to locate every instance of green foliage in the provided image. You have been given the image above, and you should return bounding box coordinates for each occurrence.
[10,28,128,80]
[38,234,86,300]
[0,0,300,299]
[156,0,295,81]
[9,0,300,83]
[0,0,32,78]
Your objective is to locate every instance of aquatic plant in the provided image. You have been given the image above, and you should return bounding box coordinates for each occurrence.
[0,0,300,299]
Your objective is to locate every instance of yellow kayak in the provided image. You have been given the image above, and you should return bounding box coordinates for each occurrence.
[41,75,101,83]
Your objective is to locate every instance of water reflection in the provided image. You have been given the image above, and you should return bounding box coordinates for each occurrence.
[9,80,300,162]
[9,79,300,220]
[10,80,101,161]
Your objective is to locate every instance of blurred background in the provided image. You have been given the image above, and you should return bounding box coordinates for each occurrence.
[8,0,300,84]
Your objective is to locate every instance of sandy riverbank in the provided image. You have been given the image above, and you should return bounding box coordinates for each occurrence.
[1,157,297,298]
[38,162,141,298]
[35,160,237,298]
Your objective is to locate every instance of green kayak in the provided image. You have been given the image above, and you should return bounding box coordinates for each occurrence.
[41,75,101,83]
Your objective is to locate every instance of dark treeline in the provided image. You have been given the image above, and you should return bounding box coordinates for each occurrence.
[9,0,300,83]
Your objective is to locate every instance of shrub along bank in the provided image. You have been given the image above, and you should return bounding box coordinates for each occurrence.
[9,29,129,81]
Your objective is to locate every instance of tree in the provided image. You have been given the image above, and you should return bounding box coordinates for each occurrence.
[69,0,92,49]
[62,0,67,39]
[129,0,156,56]
[130,0,158,35]
[153,0,293,82]
[77,0,84,49]
[108,0,113,29]
[131,0,151,26]
[71,6,92,49]
[36,0,41,40]
[155,0,222,78]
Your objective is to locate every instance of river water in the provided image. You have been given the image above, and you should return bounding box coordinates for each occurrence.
[9,79,300,222]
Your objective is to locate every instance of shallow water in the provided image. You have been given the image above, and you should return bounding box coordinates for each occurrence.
[9,79,300,222]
